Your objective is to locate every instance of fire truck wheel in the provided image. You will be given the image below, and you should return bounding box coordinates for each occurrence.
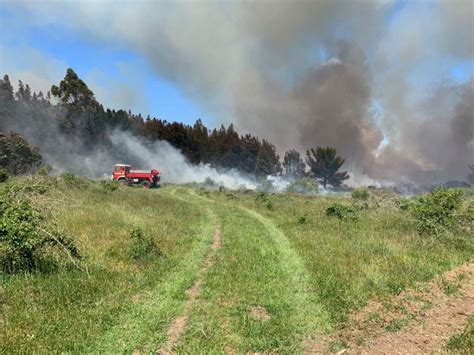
[141,180,151,189]
[118,178,127,186]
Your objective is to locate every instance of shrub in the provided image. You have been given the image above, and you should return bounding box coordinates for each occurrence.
[326,203,358,221]
[409,188,463,236]
[203,177,217,188]
[129,228,162,260]
[287,177,319,195]
[61,172,78,186]
[37,164,53,176]
[265,200,274,210]
[352,187,369,200]
[0,189,79,273]
[0,168,8,182]
[255,191,269,202]
[100,179,119,192]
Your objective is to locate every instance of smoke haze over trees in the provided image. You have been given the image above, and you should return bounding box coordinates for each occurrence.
[0,71,284,185]
[2,0,472,185]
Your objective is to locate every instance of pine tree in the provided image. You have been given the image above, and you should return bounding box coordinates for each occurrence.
[282,149,306,179]
[306,146,349,188]
[255,140,282,178]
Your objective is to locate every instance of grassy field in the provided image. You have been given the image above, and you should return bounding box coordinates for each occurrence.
[1,177,473,353]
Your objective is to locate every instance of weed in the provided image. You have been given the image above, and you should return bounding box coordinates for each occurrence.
[446,317,473,352]
[384,319,406,332]
[409,188,463,236]
[0,186,79,273]
[326,203,358,220]
[352,187,369,200]
[439,278,460,296]
[128,227,162,261]
[100,179,119,193]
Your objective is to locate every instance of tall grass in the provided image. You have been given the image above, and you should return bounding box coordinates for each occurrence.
[1,180,472,352]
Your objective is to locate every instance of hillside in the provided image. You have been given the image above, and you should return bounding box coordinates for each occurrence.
[1,177,473,353]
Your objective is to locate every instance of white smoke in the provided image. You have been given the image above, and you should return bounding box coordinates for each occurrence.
[111,131,257,190]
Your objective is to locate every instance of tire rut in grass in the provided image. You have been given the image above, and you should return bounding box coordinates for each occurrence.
[157,224,221,354]
[92,189,216,353]
[178,190,331,352]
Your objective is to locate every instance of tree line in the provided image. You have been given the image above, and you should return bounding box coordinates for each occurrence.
[0,68,350,187]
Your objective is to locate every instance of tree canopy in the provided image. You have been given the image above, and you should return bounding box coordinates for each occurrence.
[306,146,349,188]
[282,149,306,179]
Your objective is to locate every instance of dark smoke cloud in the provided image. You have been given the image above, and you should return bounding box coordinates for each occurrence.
[2,0,474,184]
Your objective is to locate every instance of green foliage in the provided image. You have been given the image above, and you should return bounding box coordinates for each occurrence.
[305,146,349,188]
[0,185,79,273]
[0,131,42,175]
[351,187,369,200]
[51,68,97,109]
[255,140,282,177]
[282,149,306,179]
[446,317,473,352]
[0,167,9,182]
[286,177,319,195]
[255,191,270,202]
[326,203,359,221]
[394,197,411,211]
[100,179,119,193]
[408,188,463,236]
[37,164,53,176]
[61,172,79,187]
[128,228,162,261]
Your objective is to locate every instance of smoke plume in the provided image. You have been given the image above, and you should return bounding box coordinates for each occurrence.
[2,0,474,184]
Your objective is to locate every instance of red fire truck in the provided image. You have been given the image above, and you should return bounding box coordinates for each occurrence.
[112,164,161,188]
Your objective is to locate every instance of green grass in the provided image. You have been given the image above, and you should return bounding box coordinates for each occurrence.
[1,179,473,352]
[446,317,473,352]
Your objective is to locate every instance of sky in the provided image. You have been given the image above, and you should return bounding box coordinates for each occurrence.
[0,0,473,184]
[0,2,206,126]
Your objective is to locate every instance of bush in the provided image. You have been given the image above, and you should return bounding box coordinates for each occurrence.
[129,228,162,260]
[409,188,463,236]
[255,191,269,202]
[100,179,119,192]
[0,168,8,182]
[203,177,218,188]
[61,172,78,186]
[0,188,79,273]
[37,164,53,176]
[287,178,319,195]
[326,203,358,221]
[352,187,369,200]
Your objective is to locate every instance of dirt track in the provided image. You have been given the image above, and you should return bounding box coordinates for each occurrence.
[157,225,221,354]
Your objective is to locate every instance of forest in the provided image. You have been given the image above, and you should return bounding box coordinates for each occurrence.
[0,69,349,188]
